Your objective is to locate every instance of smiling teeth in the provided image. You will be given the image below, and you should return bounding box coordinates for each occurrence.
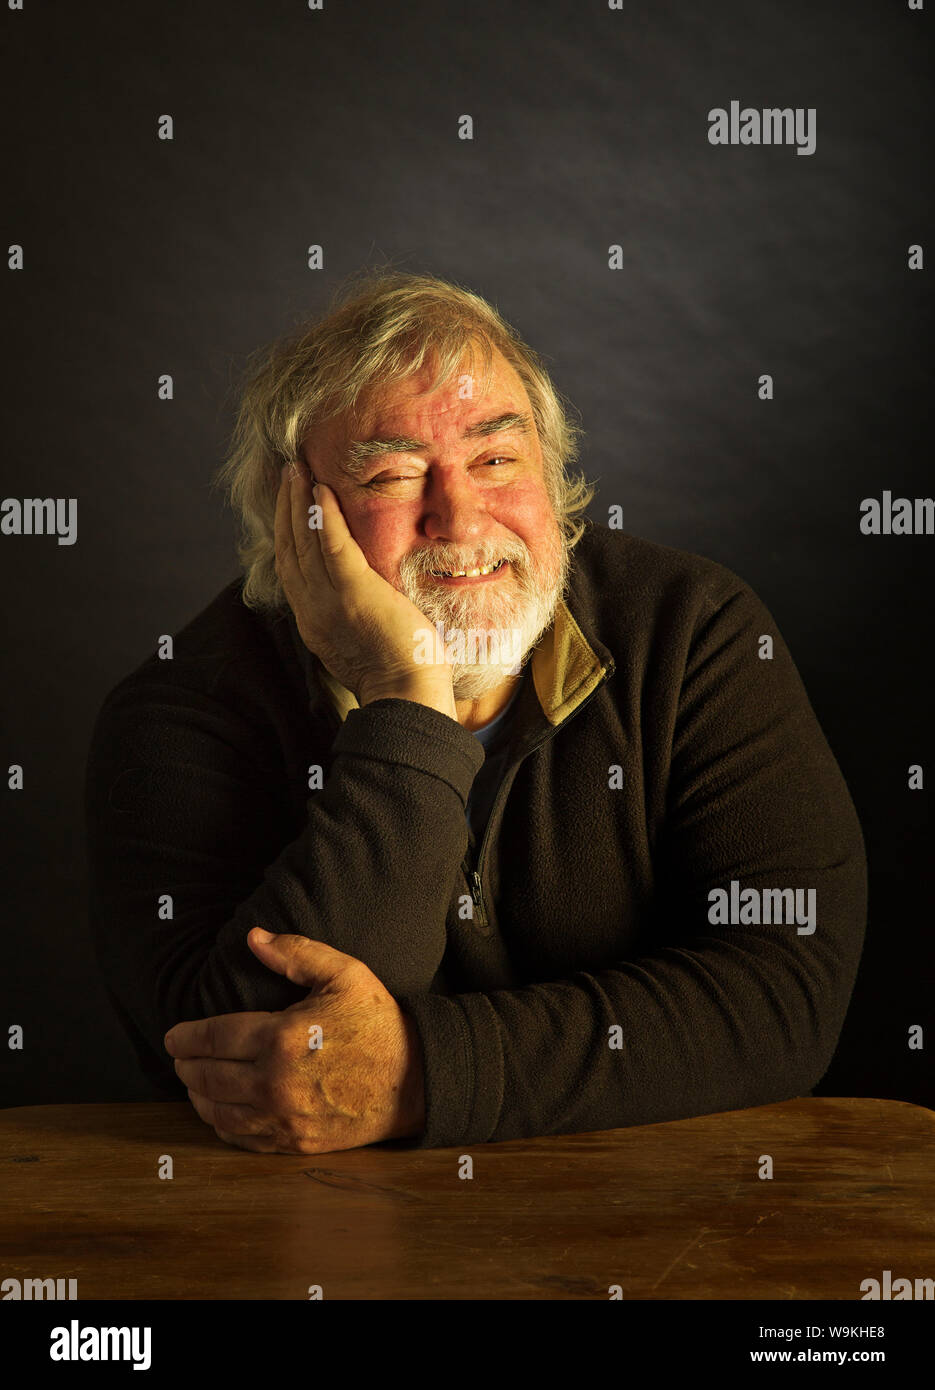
[434,560,503,578]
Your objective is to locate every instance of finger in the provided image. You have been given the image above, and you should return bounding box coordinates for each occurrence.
[302,475,372,591]
[289,458,332,593]
[249,932,358,992]
[164,1011,274,1061]
[213,1127,281,1154]
[186,1090,274,1138]
[273,465,310,608]
[174,1056,263,1104]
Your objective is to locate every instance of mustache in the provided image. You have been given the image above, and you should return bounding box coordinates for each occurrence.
[400,540,529,577]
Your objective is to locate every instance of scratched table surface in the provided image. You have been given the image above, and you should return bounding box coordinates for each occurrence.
[0,1097,932,1299]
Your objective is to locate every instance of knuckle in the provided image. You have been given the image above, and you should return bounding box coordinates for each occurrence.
[275,1116,303,1147]
[270,1022,301,1060]
[214,1101,238,1130]
[263,1073,294,1115]
[339,957,370,990]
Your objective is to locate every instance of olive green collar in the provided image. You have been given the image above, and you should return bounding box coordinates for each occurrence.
[312,596,610,729]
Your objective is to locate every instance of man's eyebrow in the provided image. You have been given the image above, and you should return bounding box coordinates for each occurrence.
[342,412,532,477]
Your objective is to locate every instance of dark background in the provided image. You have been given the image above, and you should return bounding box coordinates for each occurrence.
[1,0,931,1110]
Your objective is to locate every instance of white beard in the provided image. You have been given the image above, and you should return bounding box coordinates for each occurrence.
[397,522,570,700]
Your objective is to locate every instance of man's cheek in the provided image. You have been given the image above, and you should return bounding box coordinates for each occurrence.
[345,501,417,568]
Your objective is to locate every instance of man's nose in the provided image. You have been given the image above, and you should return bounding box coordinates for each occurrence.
[421,467,489,544]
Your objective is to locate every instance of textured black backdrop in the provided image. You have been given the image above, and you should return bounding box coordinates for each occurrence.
[1,0,931,1110]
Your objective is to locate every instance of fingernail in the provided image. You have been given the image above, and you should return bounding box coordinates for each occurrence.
[312,484,321,501]
[252,928,275,944]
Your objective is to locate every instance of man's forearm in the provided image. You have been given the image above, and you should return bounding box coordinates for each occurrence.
[87,687,485,1069]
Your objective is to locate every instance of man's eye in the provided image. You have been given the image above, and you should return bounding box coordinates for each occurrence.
[367,458,514,488]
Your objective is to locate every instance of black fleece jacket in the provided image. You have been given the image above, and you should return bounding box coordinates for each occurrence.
[84,523,867,1147]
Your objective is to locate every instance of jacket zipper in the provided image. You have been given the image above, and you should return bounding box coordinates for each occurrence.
[463,665,614,931]
[469,870,488,929]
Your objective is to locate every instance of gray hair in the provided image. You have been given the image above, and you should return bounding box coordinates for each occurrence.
[212,268,595,612]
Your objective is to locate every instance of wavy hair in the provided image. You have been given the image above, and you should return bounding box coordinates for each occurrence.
[212,268,595,613]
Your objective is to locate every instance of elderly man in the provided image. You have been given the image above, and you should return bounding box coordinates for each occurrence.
[85,271,867,1154]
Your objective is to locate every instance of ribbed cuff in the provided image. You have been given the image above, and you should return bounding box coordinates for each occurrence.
[396,990,505,1148]
[334,699,484,803]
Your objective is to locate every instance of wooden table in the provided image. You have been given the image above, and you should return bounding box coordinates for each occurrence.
[1,1097,932,1300]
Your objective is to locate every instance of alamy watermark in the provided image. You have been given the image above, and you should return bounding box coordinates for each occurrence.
[413,621,523,672]
[860,1270,934,1300]
[708,880,816,935]
[49,1320,151,1370]
[859,492,934,534]
[708,101,816,156]
[2,1276,78,1300]
[1,498,77,545]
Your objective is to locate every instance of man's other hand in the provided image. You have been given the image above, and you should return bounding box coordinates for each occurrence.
[164,929,426,1154]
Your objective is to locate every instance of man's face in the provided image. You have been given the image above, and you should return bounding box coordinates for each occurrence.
[301,345,569,698]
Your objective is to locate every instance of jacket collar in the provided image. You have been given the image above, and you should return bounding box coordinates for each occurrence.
[289,593,611,735]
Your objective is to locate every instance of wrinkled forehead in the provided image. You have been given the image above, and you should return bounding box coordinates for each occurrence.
[349,342,507,433]
[332,350,525,453]
[316,346,528,466]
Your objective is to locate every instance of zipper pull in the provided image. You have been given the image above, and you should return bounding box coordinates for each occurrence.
[469,870,488,929]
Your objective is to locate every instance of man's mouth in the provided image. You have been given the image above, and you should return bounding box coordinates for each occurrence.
[429,558,508,580]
